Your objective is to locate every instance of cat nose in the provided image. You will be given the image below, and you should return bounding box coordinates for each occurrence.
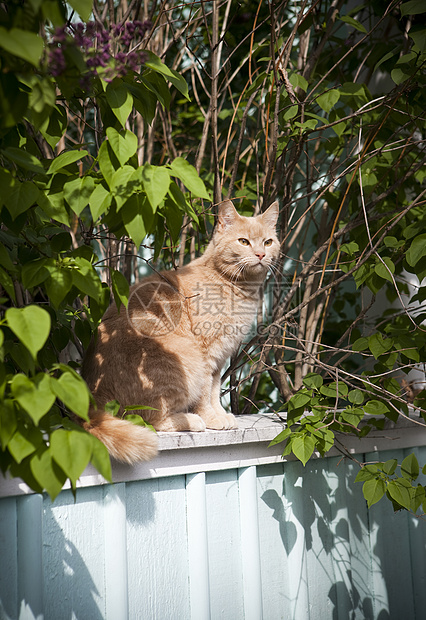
[255,251,265,261]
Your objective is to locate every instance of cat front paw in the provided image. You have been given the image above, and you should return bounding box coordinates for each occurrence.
[204,412,238,430]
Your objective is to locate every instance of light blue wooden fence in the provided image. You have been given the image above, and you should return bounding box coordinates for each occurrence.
[1,415,426,620]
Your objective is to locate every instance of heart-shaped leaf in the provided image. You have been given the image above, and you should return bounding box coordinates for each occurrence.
[50,429,93,485]
[11,373,56,424]
[51,372,90,420]
[106,127,138,166]
[64,176,95,215]
[30,447,67,500]
[141,164,170,210]
[6,306,51,359]
[106,81,133,127]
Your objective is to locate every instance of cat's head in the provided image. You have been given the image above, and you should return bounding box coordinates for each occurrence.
[210,200,280,281]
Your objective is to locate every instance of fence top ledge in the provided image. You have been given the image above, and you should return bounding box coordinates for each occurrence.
[0,411,425,498]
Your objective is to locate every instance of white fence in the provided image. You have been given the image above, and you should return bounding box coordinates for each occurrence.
[1,414,426,620]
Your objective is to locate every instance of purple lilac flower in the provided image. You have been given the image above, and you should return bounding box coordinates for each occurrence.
[48,19,151,86]
[52,25,67,43]
[48,47,66,77]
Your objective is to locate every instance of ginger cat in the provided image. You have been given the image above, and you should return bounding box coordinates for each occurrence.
[82,200,280,463]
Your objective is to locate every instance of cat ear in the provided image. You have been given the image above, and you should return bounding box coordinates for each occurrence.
[217,200,240,230]
[260,201,279,228]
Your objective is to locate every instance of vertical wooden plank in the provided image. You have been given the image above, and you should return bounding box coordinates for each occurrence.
[302,458,338,620]
[321,456,363,620]
[205,469,244,619]
[17,494,43,620]
[366,448,415,620]
[257,463,291,620]
[0,497,18,620]
[238,466,263,620]
[340,455,375,620]
[126,476,190,620]
[280,460,310,620]
[42,487,106,620]
[103,483,128,620]
[186,472,211,620]
[406,446,426,618]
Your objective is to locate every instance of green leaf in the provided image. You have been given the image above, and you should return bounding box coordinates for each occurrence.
[409,28,426,52]
[64,176,95,216]
[89,435,112,482]
[320,382,347,398]
[348,389,365,405]
[362,478,386,507]
[46,150,88,175]
[45,267,73,308]
[289,391,312,409]
[169,157,210,199]
[268,427,292,447]
[283,105,298,121]
[89,183,112,221]
[111,165,137,211]
[141,164,170,210]
[68,0,93,21]
[352,337,369,352]
[124,414,156,432]
[30,446,66,501]
[105,400,121,416]
[387,478,412,510]
[106,127,138,166]
[400,0,426,16]
[292,434,315,466]
[106,80,133,127]
[374,257,395,282]
[11,373,56,424]
[317,89,340,113]
[71,257,102,302]
[302,373,323,389]
[8,426,42,464]
[121,193,149,248]
[368,333,393,359]
[0,399,18,450]
[6,306,51,360]
[145,51,189,100]
[2,147,45,174]
[3,179,40,220]
[38,191,70,226]
[98,141,117,186]
[0,27,44,66]
[355,464,380,482]
[0,245,16,274]
[50,429,93,485]
[394,336,420,362]
[22,258,52,289]
[111,269,129,310]
[406,234,426,267]
[364,400,389,415]
[341,407,364,427]
[339,15,367,33]
[51,372,90,420]
[401,453,419,481]
[0,266,16,302]
[289,73,309,92]
[382,459,398,476]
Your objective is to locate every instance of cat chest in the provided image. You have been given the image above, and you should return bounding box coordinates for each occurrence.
[189,284,259,347]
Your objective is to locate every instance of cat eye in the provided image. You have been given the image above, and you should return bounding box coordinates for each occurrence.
[264,239,273,246]
[238,238,250,246]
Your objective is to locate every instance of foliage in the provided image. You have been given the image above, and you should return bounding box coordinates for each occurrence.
[1,0,426,514]
[0,0,209,499]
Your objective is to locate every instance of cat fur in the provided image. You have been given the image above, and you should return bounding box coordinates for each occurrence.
[81,200,280,464]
